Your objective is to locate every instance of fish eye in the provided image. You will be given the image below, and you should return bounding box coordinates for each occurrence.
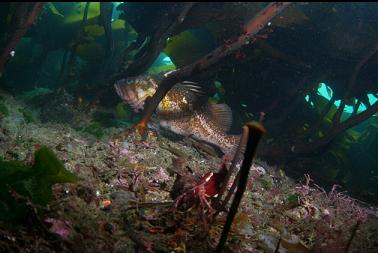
[127,79,133,84]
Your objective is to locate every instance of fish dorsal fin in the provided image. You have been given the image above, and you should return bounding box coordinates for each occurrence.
[208,103,233,132]
[178,81,206,97]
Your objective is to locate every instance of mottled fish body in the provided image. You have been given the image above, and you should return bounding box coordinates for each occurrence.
[159,107,239,154]
[114,75,239,155]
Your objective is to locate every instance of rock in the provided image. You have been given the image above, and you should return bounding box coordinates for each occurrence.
[76,184,96,204]
[113,239,136,253]
[110,190,136,211]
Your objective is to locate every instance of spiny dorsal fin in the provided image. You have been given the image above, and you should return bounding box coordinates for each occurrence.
[179,81,206,97]
[208,103,233,132]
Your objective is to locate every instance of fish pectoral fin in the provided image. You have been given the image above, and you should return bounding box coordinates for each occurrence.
[207,103,233,132]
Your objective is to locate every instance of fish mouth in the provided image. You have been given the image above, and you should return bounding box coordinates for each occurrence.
[114,79,145,112]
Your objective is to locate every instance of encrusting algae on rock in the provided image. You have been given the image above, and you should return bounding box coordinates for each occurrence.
[0,90,378,252]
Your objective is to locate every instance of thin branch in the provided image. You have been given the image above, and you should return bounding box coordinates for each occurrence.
[344,220,360,253]
[333,101,345,125]
[221,169,240,214]
[122,3,196,77]
[306,94,336,138]
[0,2,45,75]
[333,41,378,125]
[100,2,114,58]
[133,2,293,135]
[81,2,90,29]
[58,2,90,90]
[350,99,361,117]
[57,47,69,83]
[215,126,249,208]
[274,237,281,253]
[293,101,378,155]
[258,97,378,160]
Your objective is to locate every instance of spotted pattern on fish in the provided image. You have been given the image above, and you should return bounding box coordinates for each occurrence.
[159,109,240,155]
[157,83,203,119]
[114,74,240,155]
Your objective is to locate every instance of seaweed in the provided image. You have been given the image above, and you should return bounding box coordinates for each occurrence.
[0,147,78,226]
[115,102,130,120]
[286,193,299,204]
[92,110,115,127]
[18,108,37,123]
[82,122,104,138]
[0,102,9,117]
[91,105,134,129]
[256,177,272,190]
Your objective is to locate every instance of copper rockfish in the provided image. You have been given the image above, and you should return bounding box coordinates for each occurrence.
[114,75,240,155]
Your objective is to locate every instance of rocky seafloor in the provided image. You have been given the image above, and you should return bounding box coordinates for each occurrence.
[0,90,378,253]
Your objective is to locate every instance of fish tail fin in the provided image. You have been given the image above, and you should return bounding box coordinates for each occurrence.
[207,103,233,132]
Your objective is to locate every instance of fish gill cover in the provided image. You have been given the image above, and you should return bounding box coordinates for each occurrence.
[0,2,377,253]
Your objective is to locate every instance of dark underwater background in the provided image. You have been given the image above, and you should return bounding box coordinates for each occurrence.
[0,2,378,252]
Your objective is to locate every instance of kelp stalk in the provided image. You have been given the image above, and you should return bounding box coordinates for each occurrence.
[215,122,266,253]
[344,220,361,253]
[293,100,378,155]
[58,2,90,90]
[98,2,115,82]
[133,2,293,135]
[215,126,249,209]
[274,238,281,253]
[100,2,114,58]
[122,2,196,77]
[0,3,45,76]
[305,94,337,139]
[259,97,378,160]
[333,41,378,125]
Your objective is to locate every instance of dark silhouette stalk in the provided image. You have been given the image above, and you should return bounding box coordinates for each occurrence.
[100,2,114,58]
[274,237,281,253]
[344,220,360,253]
[215,122,266,253]
[58,2,90,90]
[215,126,249,206]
